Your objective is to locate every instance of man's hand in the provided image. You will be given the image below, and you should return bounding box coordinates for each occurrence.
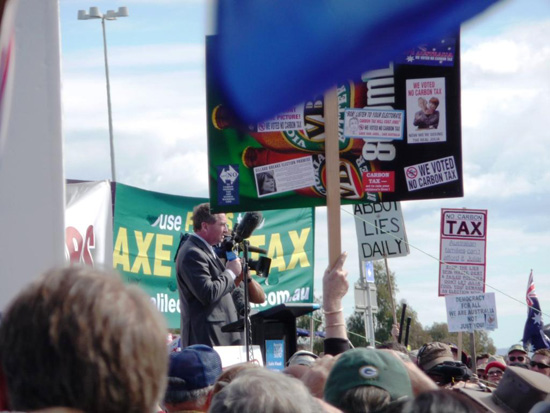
[323,252,348,311]
[226,258,242,281]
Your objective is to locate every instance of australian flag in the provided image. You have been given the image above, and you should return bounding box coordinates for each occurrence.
[522,271,550,351]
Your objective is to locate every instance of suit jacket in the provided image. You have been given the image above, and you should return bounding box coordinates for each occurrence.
[176,235,242,348]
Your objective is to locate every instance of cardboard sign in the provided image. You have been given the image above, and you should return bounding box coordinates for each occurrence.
[354,202,409,261]
[446,293,497,332]
[439,209,487,296]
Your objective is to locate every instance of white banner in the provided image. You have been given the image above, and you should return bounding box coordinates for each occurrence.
[65,181,113,268]
[354,202,409,261]
[446,293,497,332]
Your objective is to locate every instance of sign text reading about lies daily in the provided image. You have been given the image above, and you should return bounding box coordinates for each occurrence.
[354,202,409,260]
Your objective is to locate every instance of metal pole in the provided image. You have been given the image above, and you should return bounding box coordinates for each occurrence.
[101,18,117,182]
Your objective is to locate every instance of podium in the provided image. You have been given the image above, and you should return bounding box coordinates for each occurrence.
[222,303,319,365]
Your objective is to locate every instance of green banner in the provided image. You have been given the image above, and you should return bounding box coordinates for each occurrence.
[112,183,315,328]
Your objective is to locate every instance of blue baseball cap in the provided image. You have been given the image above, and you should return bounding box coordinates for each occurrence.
[167,345,222,391]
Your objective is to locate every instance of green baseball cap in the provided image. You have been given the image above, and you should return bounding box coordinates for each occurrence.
[324,348,413,408]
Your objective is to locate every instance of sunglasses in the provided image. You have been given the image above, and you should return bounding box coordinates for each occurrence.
[508,356,526,362]
[530,361,550,369]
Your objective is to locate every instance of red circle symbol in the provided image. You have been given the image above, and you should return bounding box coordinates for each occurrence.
[405,167,418,179]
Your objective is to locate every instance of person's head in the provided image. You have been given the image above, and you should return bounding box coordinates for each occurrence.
[417,342,454,372]
[286,350,319,368]
[193,203,229,245]
[400,389,484,413]
[376,341,409,356]
[0,266,168,413]
[507,344,528,365]
[417,97,427,109]
[417,342,470,386]
[210,363,260,399]
[257,172,276,194]
[476,364,487,381]
[324,348,413,412]
[208,367,319,413]
[476,353,490,368]
[531,349,550,377]
[428,97,439,111]
[485,361,506,385]
[163,345,222,412]
[349,116,359,129]
[459,366,550,413]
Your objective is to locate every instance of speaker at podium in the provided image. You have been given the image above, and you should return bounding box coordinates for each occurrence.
[222,303,320,369]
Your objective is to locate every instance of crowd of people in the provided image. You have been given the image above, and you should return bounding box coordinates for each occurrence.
[2,255,550,413]
[2,204,550,412]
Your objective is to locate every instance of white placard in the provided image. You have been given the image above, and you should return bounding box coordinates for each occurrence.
[439,209,487,296]
[446,293,497,332]
[344,108,405,140]
[254,156,315,197]
[354,202,409,261]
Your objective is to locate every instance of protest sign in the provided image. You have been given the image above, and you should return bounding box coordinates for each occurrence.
[206,34,463,213]
[354,202,409,261]
[446,293,497,332]
[439,208,488,296]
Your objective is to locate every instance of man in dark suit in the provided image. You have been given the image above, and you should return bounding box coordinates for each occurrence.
[176,203,264,348]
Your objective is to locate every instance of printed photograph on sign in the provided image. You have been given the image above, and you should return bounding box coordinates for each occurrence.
[404,156,458,192]
[406,77,447,144]
[343,108,405,140]
[254,156,316,198]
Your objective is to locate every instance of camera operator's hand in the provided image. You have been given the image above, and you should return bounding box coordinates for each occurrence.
[226,258,242,283]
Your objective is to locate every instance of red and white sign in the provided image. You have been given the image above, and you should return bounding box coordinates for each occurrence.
[438,208,487,296]
[363,171,395,192]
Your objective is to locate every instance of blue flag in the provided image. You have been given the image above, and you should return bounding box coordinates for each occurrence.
[522,271,550,351]
[212,0,502,123]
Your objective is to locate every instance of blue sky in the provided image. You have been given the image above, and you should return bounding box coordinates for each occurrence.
[59,0,550,351]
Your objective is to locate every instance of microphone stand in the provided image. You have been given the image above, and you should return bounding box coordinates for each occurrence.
[242,240,252,362]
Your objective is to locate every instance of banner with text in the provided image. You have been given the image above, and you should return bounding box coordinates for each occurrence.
[445,293,497,332]
[206,33,463,213]
[439,208,487,296]
[354,202,409,261]
[112,183,315,328]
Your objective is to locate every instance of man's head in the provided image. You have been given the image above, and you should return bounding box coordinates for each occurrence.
[476,353,490,368]
[507,344,528,365]
[417,342,471,385]
[209,367,318,413]
[193,203,228,245]
[163,345,222,412]
[0,266,168,413]
[530,349,550,377]
[324,348,413,412]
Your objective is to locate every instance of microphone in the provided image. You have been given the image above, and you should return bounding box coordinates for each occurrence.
[234,211,263,242]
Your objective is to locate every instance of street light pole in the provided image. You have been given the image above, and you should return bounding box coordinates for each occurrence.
[77,6,129,182]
